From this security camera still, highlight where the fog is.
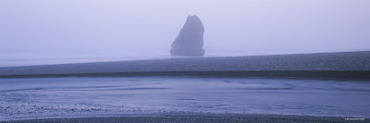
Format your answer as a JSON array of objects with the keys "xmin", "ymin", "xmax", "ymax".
[{"xmin": 1, "ymin": 0, "xmax": 370, "ymax": 61}]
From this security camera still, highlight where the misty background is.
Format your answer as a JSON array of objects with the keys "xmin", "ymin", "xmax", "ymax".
[{"xmin": 1, "ymin": 0, "xmax": 369, "ymax": 66}]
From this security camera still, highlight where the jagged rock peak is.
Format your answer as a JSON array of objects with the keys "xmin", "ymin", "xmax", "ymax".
[{"xmin": 170, "ymin": 15, "xmax": 205, "ymax": 56}]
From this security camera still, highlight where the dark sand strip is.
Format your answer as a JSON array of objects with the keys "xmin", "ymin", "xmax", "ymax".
[
  {"xmin": 1, "ymin": 51, "xmax": 369, "ymax": 79},
  {"xmin": 0, "ymin": 71, "xmax": 369, "ymax": 80},
  {"xmin": 2, "ymin": 114, "xmax": 368, "ymax": 123}
]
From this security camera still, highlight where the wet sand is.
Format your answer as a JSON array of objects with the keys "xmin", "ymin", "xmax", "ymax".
[
  {"xmin": 1, "ymin": 77, "xmax": 369, "ymax": 122},
  {"xmin": 2, "ymin": 113, "xmax": 367, "ymax": 123},
  {"xmin": 1, "ymin": 51, "xmax": 369, "ymax": 122}
]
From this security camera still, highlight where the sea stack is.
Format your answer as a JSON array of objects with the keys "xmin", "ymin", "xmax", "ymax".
[{"xmin": 171, "ymin": 15, "xmax": 205, "ymax": 56}]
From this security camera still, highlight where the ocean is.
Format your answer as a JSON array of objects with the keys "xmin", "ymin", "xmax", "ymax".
[{"xmin": 0, "ymin": 48, "xmax": 338, "ymax": 67}]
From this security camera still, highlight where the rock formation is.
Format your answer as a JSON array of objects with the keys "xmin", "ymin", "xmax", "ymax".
[{"xmin": 171, "ymin": 15, "xmax": 205, "ymax": 56}]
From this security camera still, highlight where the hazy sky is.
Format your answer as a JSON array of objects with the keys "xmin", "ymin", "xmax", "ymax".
[{"xmin": 1, "ymin": 0, "xmax": 370, "ymax": 55}]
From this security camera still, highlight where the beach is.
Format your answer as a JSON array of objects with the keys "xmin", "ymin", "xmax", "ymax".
[
  {"xmin": 4, "ymin": 113, "xmax": 366, "ymax": 123},
  {"xmin": 0, "ymin": 51, "xmax": 369, "ymax": 79},
  {"xmin": 1, "ymin": 51, "xmax": 369, "ymax": 122},
  {"xmin": 1, "ymin": 77, "xmax": 369, "ymax": 122}
]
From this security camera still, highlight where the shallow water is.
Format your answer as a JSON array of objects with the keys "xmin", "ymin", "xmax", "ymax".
[{"xmin": 0, "ymin": 77, "xmax": 369, "ymax": 121}]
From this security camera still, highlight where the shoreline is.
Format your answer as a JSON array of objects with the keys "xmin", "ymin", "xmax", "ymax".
[
  {"xmin": 0, "ymin": 51, "xmax": 369, "ymax": 79},
  {"xmin": 2, "ymin": 113, "xmax": 368, "ymax": 123},
  {"xmin": 0, "ymin": 71, "xmax": 370, "ymax": 80}
]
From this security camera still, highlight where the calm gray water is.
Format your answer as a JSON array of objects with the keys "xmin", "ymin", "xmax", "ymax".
[
  {"xmin": 0, "ymin": 77, "xmax": 369, "ymax": 121},
  {"xmin": 0, "ymin": 49, "xmax": 329, "ymax": 67}
]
